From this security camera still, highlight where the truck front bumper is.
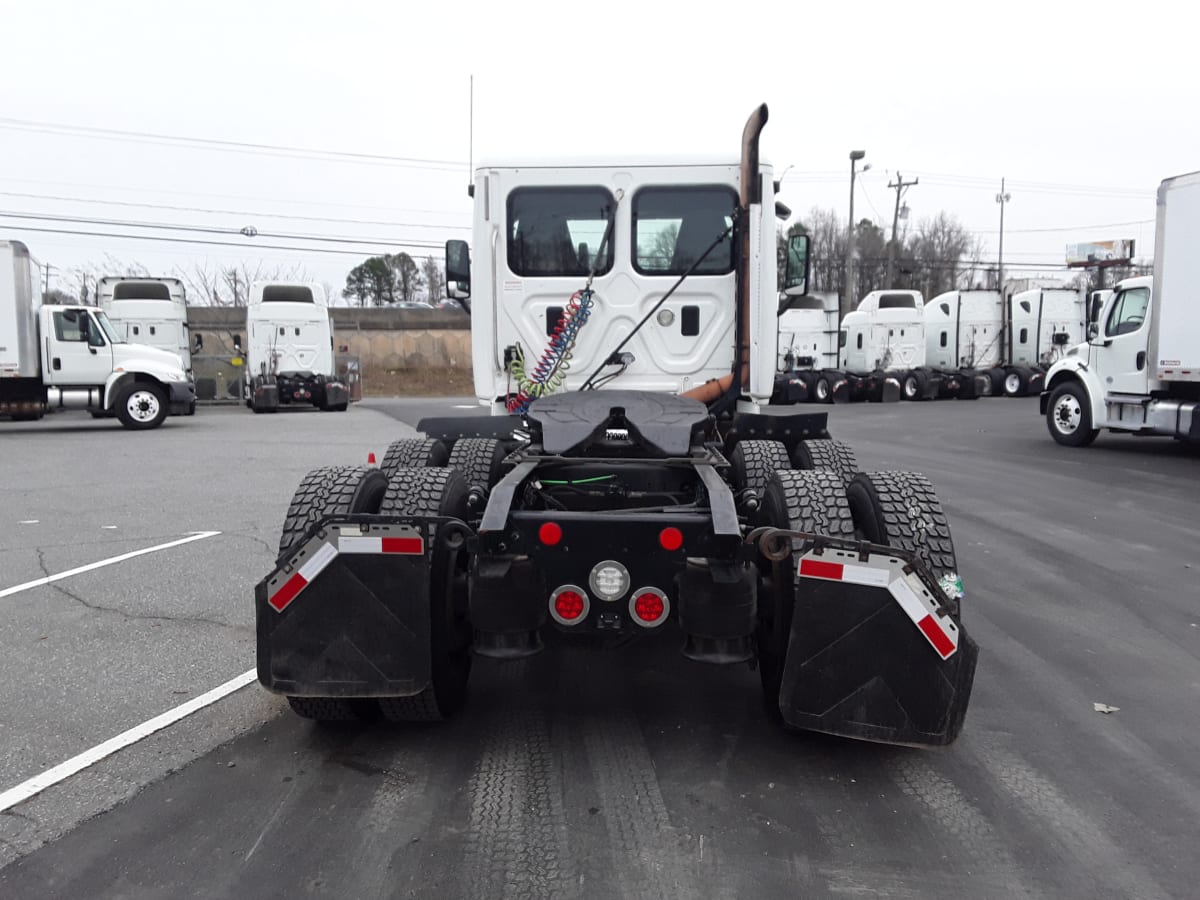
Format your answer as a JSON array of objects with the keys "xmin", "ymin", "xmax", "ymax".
[{"xmin": 169, "ymin": 381, "xmax": 197, "ymax": 416}]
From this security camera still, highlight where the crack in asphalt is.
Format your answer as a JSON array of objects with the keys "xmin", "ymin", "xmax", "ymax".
[
  {"xmin": 1, "ymin": 809, "xmax": 36, "ymax": 827},
  {"xmin": 34, "ymin": 548, "xmax": 248, "ymax": 633}
]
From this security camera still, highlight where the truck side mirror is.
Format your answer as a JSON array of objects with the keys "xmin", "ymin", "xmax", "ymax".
[
  {"xmin": 232, "ymin": 334, "xmax": 243, "ymax": 353},
  {"xmin": 782, "ymin": 234, "xmax": 810, "ymax": 297},
  {"xmin": 445, "ymin": 239, "xmax": 471, "ymax": 300},
  {"xmin": 192, "ymin": 333, "xmax": 204, "ymax": 354},
  {"xmin": 1086, "ymin": 322, "xmax": 1099, "ymax": 341}
]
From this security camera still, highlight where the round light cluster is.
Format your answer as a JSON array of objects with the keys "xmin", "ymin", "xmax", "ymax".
[
  {"xmin": 629, "ymin": 587, "xmax": 669, "ymax": 628},
  {"xmin": 549, "ymin": 584, "xmax": 590, "ymax": 625},
  {"xmin": 589, "ymin": 560, "xmax": 631, "ymax": 601}
]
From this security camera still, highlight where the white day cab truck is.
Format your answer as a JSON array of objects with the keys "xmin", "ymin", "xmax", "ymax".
[
  {"xmin": 98, "ymin": 276, "xmax": 198, "ymax": 381},
  {"xmin": 242, "ymin": 282, "xmax": 348, "ymax": 413},
  {"xmin": 1, "ymin": 241, "xmax": 195, "ymax": 429},
  {"xmin": 774, "ymin": 291, "xmax": 840, "ymax": 403},
  {"xmin": 250, "ymin": 105, "xmax": 979, "ymax": 749},
  {"xmin": 1042, "ymin": 171, "xmax": 1200, "ymax": 446}
]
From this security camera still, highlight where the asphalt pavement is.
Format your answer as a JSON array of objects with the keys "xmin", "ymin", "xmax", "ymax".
[{"xmin": 1, "ymin": 395, "xmax": 1197, "ymax": 899}]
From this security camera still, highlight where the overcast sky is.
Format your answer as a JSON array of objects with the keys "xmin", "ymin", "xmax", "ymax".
[{"xmin": 1, "ymin": 0, "xmax": 1193, "ymax": 302}]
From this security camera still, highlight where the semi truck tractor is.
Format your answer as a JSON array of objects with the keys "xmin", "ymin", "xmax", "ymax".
[
  {"xmin": 243, "ymin": 282, "xmax": 348, "ymax": 413},
  {"xmin": 97, "ymin": 276, "xmax": 195, "ymax": 379},
  {"xmin": 1042, "ymin": 171, "xmax": 1200, "ymax": 446},
  {"xmin": 1, "ymin": 241, "xmax": 194, "ymax": 428},
  {"xmin": 775, "ymin": 290, "xmax": 839, "ymax": 402},
  {"xmin": 253, "ymin": 106, "xmax": 978, "ymax": 747},
  {"xmin": 924, "ymin": 287, "xmax": 1087, "ymax": 398}
]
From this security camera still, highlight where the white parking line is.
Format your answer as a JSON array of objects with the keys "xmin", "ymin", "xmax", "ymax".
[
  {"xmin": 0, "ymin": 668, "xmax": 257, "ymax": 813},
  {"xmin": 0, "ymin": 531, "xmax": 221, "ymax": 600}
]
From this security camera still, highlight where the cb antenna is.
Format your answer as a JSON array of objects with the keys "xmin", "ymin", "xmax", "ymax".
[{"xmin": 467, "ymin": 74, "xmax": 474, "ymax": 197}]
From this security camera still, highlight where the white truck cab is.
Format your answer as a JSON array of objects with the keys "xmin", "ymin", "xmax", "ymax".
[
  {"xmin": 98, "ymin": 277, "xmax": 195, "ymax": 378},
  {"xmin": 1, "ymin": 241, "xmax": 194, "ymax": 428},
  {"xmin": 243, "ymin": 282, "xmax": 348, "ymax": 413},
  {"xmin": 840, "ymin": 290, "xmax": 926, "ymax": 374},
  {"xmin": 444, "ymin": 155, "xmax": 781, "ymax": 413},
  {"xmin": 1042, "ymin": 171, "xmax": 1200, "ymax": 445}
]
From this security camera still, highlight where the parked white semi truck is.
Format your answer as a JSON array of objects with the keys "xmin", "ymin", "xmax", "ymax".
[
  {"xmin": 1, "ymin": 241, "xmax": 195, "ymax": 428},
  {"xmin": 242, "ymin": 282, "xmax": 348, "ymax": 413},
  {"xmin": 924, "ymin": 287, "xmax": 1087, "ymax": 398},
  {"xmin": 774, "ymin": 290, "xmax": 839, "ymax": 402},
  {"xmin": 97, "ymin": 276, "xmax": 196, "ymax": 379},
  {"xmin": 836, "ymin": 289, "xmax": 927, "ymax": 402},
  {"xmin": 1042, "ymin": 171, "xmax": 1200, "ymax": 446}
]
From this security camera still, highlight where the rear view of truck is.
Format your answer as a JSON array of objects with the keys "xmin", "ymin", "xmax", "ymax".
[
  {"xmin": 244, "ymin": 282, "xmax": 348, "ymax": 413},
  {"xmin": 0, "ymin": 241, "xmax": 46, "ymax": 420}
]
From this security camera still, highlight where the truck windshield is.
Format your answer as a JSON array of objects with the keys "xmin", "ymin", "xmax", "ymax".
[{"xmin": 94, "ymin": 311, "xmax": 124, "ymax": 344}]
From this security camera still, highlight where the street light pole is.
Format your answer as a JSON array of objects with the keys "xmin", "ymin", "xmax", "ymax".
[
  {"xmin": 843, "ymin": 150, "xmax": 866, "ymax": 323},
  {"xmin": 996, "ymin": 177, "xmax": 1012, "ymax": 292}
]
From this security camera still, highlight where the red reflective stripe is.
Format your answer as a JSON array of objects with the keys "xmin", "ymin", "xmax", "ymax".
[
  {"xmin": 916, "ymin": 614, "xmax": 955, "ymax": 659},
  {"xmin": 381, "ymin": 537, "xmax": 423, "ymax": 555},
  {"xmin": 799, "ymin": 558, "xmax": 844, "ymax": 581},
  {"xmin": 269, "ymin": 573, "xmax": 308, "ymax": 612}
]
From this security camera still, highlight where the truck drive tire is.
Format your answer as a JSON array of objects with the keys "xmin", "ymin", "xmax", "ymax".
[
  {"xmin": 814, "ymin": 374, "xmax": 833, "ymax": 403},
  {"xmin": 791, "ymin": 438, "xmax": 858, "ymax": 488},
  {"xmin": 1003, "ymin": 367, "xmax": 1029, "ymax": 397},
  {"xmin": 845, "ymin": 471, "xmax": 962, "ymax": 618},
  {"xmin": 380, "ymin": 437, "xmax": 449, "ymax": 482},
  {"xmin": 756, "ymin": 469, "xmax": 856, "ymax": 722},
  {"xmin": 730, "ymin": 439, "xmax": 790, "ymax": 500},
  {"xmin": 376, "ymin": 467, "xmax": 472, "ymax": 722},
  {"xmin": 116, "ymin": 383, "xmax": 169, "ymax": 430},
  {"xmin": 276, "ymin": 465, "xmax": 391, "ymax": 722},
  {"xmin": 446, "ymin": 437, "xmax": 507, "ymax": 495},
  {"xmin": 1046, "ymin": 381, "xmax": 1099, "ymax": 447},
  {"xmin": 277, "ymin": 465, "xmax": 390, "ymax": 556}
]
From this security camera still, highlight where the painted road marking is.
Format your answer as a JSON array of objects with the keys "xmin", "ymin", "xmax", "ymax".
[
  {"xmin": 0, "ymin": 531, "xmax": 221, "ymax": 600},
  {"xmin": 0, "ymin": 668, "xmax": 257, "ymax": 814}
]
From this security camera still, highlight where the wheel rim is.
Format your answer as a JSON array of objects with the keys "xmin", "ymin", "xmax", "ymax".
[
  {"xmin": 126, "ymin": 389, "xmax": 161, "ymax": 422},
  {"xmin": 903, "ymin": 377, "xmax": 918, "ymax": 399},
  {"xmin": 1005, "ymin": 373, "xmax": 1021, "ymax": 394},
  {"xmin": 816, "ymin": 379, "xmax": 829, "ymax": 401},
  {"xmin": 1053, "ymin": 394, "xmax": 1082, "ymax": 434}
]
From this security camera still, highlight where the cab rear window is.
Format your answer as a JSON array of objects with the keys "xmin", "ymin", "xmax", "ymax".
[{"xmin": 507, "ymin": 188, "xmax": 614, "ymax": 277}]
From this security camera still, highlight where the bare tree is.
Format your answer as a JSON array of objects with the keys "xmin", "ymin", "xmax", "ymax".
[
  {"xmin": 175, "ymin": 260, "xmax": 310, "ymax": 306},
  {"xmin": 62, "ymin": 254, "xmax": 150, "ymax": 304},
  {"xmin": 421, "ymin": 255, "xmax": 445, "ymax": 304}
]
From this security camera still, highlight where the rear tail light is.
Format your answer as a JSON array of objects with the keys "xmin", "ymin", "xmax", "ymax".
[
  {"xmin": 629, "ymin": 588, "xmax": 669, "ymax": 628},
  {"xmin": 538, "ymin": 522, "xmax": 562, "ymax": 546},
  {"xmin": 549, "ymin": 585, "xmax": 589, "ymax": 626},
  {"xmin": 658, "ymin": 527, "xmax": 683, "ymax": 551}
]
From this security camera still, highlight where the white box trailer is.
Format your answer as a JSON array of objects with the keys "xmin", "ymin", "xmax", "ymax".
[
  {"xmin": 1042, "ymin": 170, "xmax": 1200, "ymax": 445},
  {"xmin": 1, "ymin": 241, "xmax": 195, "ymax": 428}
]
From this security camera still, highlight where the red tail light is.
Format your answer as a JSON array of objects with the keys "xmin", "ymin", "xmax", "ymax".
[
  {"xmin": 658, "ymin": 527, "xmax": 683, "ymax": 551},
  {"xmin": 549, "ymin": 585, "xmax": 589, "ymax": 626},
  {"xmin": 538, "ymin": 522, "xmax": 563, "ymax": 546},
  {"xmin": 629, "ymin": 588, "xmax": 669, "ymax": 628}
]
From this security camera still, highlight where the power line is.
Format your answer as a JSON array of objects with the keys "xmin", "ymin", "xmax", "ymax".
[
  {"xmin": 0, "ymin": 189, "xmax": 470, "ymax": 231},
  {"xmin": 0, "ymin": 116, "xmax": 467, "ymax": 171},
  {"xmin": 0, "ymin": 210, "xmax": 445, "ymax": 250},
  {"xmin": 969, "ymin": 217, "xmax": 1154, "ymax": 234},
  {"xmin": 0, "ymin": 224, "xmax": 444, "ymax": 258}
]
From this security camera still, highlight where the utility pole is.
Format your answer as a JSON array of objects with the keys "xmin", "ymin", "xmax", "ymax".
[
  {"xmin": 886, "ymin": 172, "xmax": 918, "ymax": 287},
  {"xmin": 843, "ymin": 150, "xmax": 867, "ymax": 323},
  {"xmin": 232, "ymin": 270, "xmax": 240, "ymax": 306},
  {"xmin": 42, "ymin": 262, "xmax": 56, "ymax": 297},
  {"xmin": 996, "ymin": 178, "xmax": 1012, "ymax": 292}
]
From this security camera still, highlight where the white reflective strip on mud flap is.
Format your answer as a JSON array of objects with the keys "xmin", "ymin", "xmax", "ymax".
[
  {"xmin": 798, "ymin": 550, "xmax": 958, "ymax": 660},
  {"xmin": 338, "ymin": 535, "xmax": 383, "ymax": 554},
  {"xmin": 298, "ymin": 541, "xmax": 339, "ymax": 581}
]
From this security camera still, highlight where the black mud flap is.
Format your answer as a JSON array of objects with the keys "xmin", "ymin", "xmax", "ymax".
[
  {"xmin": 879, "ymin": 376, "xmax": 901, "ymax": 403},
  {"xmin": 255, "ymin": 520, "xmax": 437, "ymax": 697},
  {"xmin": 778, "ymin": 549, "xmax": 978, "ymax": 747}
]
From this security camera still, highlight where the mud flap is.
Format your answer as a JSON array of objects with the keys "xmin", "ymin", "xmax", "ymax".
[
  {"xmin": 255, "ymin": 522, "xmax": 434, "ymax": 697},
  {"xmin": 778, "ymin": 549, "xmax": 978, "ymax": 747}
]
